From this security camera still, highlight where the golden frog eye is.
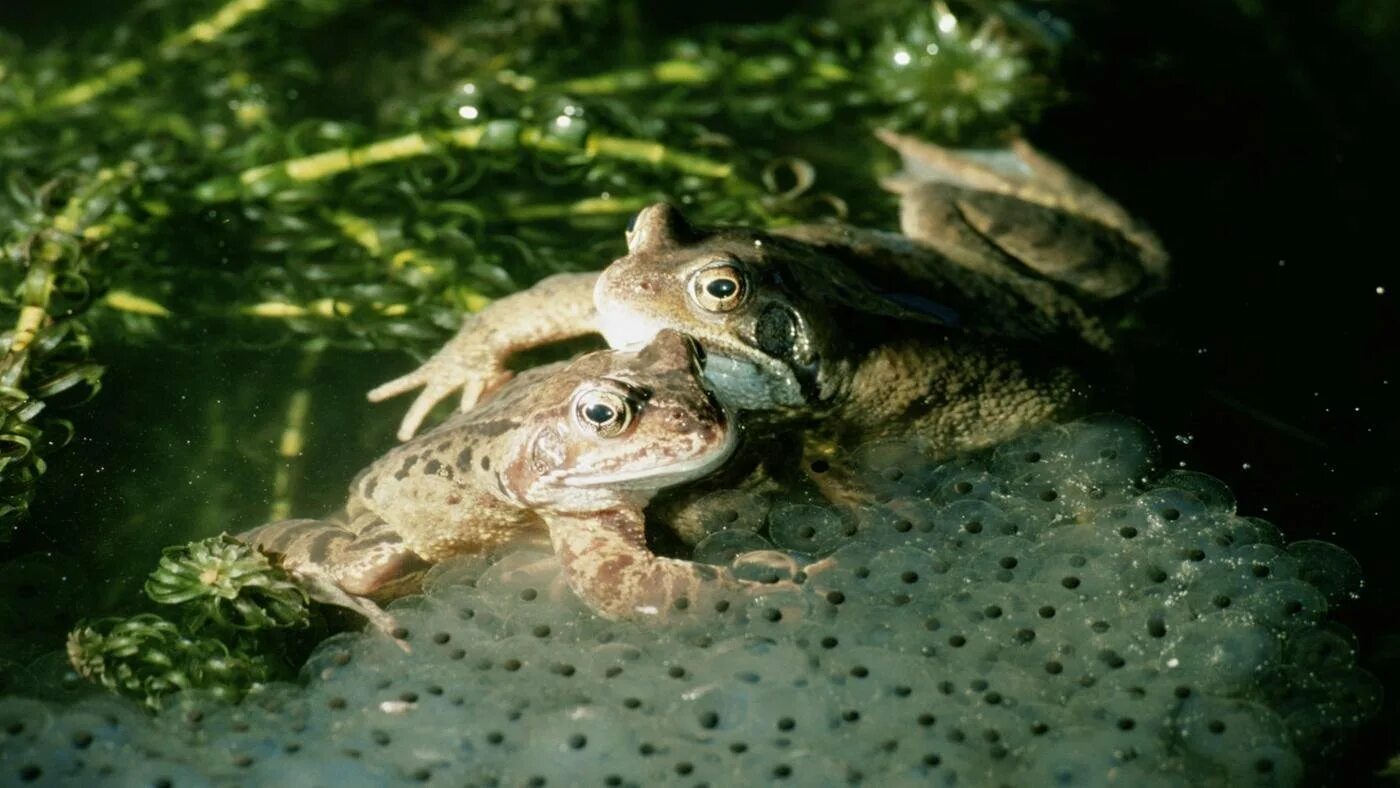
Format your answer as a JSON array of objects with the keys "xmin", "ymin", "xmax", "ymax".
[
  {"xmin": 572, "ymin": 388, "xmax": 633, "ymax": 437},
  {"xmin": 689, "ymin": 262, "xmax": 747, "ymax": 313}
]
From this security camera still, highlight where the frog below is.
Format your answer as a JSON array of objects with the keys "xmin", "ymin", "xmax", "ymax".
[{"xmin": 241, "ymin": 330, "xmax": 762, "ymax": 630}]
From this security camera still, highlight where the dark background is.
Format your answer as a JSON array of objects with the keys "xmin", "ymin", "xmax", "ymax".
[{"xmin": 1037, "ymin": 1, "xmax": 1400, "ymax": 779}]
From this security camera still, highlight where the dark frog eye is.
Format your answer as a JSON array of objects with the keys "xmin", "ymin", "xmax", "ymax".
[
  {"xmin": 572, "ymin": 388, "xmax": 633, "ymax": 437},
  {"xmin": 689, "ymin": 261, "xmax": 748, "ymax": 313}
]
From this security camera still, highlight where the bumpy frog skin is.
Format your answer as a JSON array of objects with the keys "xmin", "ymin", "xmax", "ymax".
[
  {"xmin": 241, "ymin": 331, "xmax": 753, "ymax": 629},
  {"xmin": 367, "ymin": 132, "xmax": 1166, "ymax": 512}
]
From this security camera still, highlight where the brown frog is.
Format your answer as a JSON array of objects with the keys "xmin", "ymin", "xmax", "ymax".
[
  {"xmin": 368, "ymin": 131, "xmax": 1167, "ymax": 522},
  {"xmin": 241, "ymin": 330, "xmax": 761, "ymax": 628}
]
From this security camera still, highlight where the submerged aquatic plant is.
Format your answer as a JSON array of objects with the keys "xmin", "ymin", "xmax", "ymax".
[
  {"xmin": 145, "ymin": 535, "xmax": 311, "ymax": 632},
  {"xmin": 868, "ymin": 1, "xmax": 1041, "ymax": 137},
  {"xmin": 66, "ymin": 614, "xmax": 276, "ymax": 711},
  {"xmin": 68, "ymin": 536, "xmax": 311, "ymax": 709}
]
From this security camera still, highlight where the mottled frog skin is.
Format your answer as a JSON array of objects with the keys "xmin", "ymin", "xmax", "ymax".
[
  {"xmin": 368, "ymin": 131, "xmax": 1167, "ymax": 517},
  {"xmin": 241, "ymin": 331, "xmax": 753, "ymax": 628}
]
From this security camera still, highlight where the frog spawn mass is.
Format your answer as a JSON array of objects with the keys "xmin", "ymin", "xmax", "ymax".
[{"xmin": 0, "ymin": 417, "xmax": 1378, "ymax": 787}]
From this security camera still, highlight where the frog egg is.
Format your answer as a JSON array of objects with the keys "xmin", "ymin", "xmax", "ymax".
[
  {"xmin": 728, "ymin": 548, "xmax": 802, "ymax": 585},
  {"xmin": 1154, "ymin": 469, "xmax": 1237, "ymax": 514},
  {"xmin": 899, "ymin": 740, "xmax": 1007, "ymax": 788},
  {"xmin": 1183, "ymin": 512, "xmax": 1281, "ymax": 554},
  {"xmin": 853, "ymin": 497, "xmax": 945, "ymax": 550},
  {"xmin": 1221, "ymin": 542, "xmax": 1300, "ymax": 581},
  {"xmin": 1281, "ymin": 627, "xmax": 1360, "ymax": 681},
  {"xmin": 989, "ymin": 424, "xmax": 1073, "ymax": 475},
  {"xmin": 849, "ymin": 437, "xmax": 938, "ymax": 497},
  {"xmin": 248, "ymin": 752, "xmax": 392, "ymax": 788},
  {"xmin": 1280, "ymin": 669, "xmax": 1384, "ymax": 755},
  {"xmin": 823, "ymin": 645, "xmax": 935, "ymax": 709},
  {"xmin": 1175, "ymin": 559, "xmax": 1272, "ymax": 620},
  {"xmin": 495, "ymin": 711, "xmax": 641, "ymax": 783},
  {"xmin": 496, "ymin": 585, "xmax": 609, "ymax": 644},
  {"xmin": 1016, "ymin": 726, "xmax": 1180, "ymax": 787},
  {"xmin": 692, "ymin": 529, "xmax": 775, "ymax": 565},
  {"xmin": 1232, "ymin": 579, "xmax": 1329, "ymax": 630},
  {"xmin": 1160, "ymin": 613, "xmax": 1282, "ymax": 693},
  {"xmin": 419, "ymin": 551, "xmax": 502, "ymax": 595},
  {"xmin": 926, "ymin": 459, "xmax": 1003, "ymax": 504},
  {"xmin": 1302, "ymin": 665, "xmax": 1384, "ymax": 728},
  {"xmin": 1060, "ymin": 413, "xmax": 1160, "ymax": 489},
  {"xmin": 38, "ymin": 696, "xmax": 147, "ymax": 762},
  {"xmin": 1126, "ymin": 486, "xmax": 1216, "ymax": 538},
  {"xmin": 862, "ymin": 545, "xmax": 959, "ymax": 609},
  {"xmin": 1174, "ymin": 545, "xmax": 1306, "ymax": 619},
  {"xmin": 1285, "ymin": 539, "xmax": 1364, "ymax": 605},
  {"xmin": 930, "ymin": 498, "xmax": 1021, "ymax": 547},
  {"xmin": 420, "ymin": 583, "xmax": 515, "ymax": 643},
  {"xmin": 1000, "ymin": 469, "xmax": 1081, "ymax": 525},
  {"xmin": 1175, "ymin": 696, "xmax": 1300, "ymax": 785},
  {"xmin": 99, "ymin": 757, "xmax": 224, "ymax": 788},
  {"xmin": 766, "ymin": 503, "xmax": 853, "ymax": 555},
  {"xmin": 474, "ymin": 547, "xmax": 565, "ymax": 596},
  {"xmin": 657, "ymin": 679, "xmax": 761, "ymax": 741},
  {"xmin": 679, "ymin": 488, "xmax": 772, "ymax": 540},
  {"xmin": 1024, "ymin": 543, "xmax": 1124, "ymax": 606},
  {"xmin": 964, "ymin": 534, "xmax": 1036, "ymax": 585}
]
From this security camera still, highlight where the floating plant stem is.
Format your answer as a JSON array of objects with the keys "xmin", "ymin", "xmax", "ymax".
[
  {"xmin": 556, "ymin": 55, "xmax": 852, "ymax": 96},
  {"xmin": 501, "ymin": 195, "xmax": 656, "ymax": 223},
  {"xmin": 0, "ymin": 0, "xmax": 275, "ymax": 130},
  {"xmin": 223, "ymin": 123, "xmax": 734, "ymax": 199}
]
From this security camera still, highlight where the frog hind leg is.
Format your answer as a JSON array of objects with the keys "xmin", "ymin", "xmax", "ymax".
[
  {"xmin": 877, "ymin": 129, "xmax": 1168, "ymax": 301},
  {"xmin": 238, "ymin": 516, "xmax": 430, "ymax": 647},
  {"xmin": 877, "ymin": 128, "xmax": 1144, "ymax": 235}
]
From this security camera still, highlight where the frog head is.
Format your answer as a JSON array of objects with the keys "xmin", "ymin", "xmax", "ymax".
[
  {"xmin": 505, "ymin": 329, "xmax": 735, "ymax": 510},
  {"xmin": 594, "ymin": 204, "xmax": 822, "ymax": 412},
  {"xmin": 595, "ymin": 203, "xmax": 923, "ymax": 414}
]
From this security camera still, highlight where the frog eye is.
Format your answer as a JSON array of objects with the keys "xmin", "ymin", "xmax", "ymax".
[
  {"xmin": 689, "ymin": 262, "xmax": 748, "ymax": 313},
  {"xmin": 572, "ymin": 389, "xmax": 633, "ymax": 437}
]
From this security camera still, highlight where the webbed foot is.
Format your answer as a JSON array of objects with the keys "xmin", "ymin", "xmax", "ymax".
[
  {"xmin": 294, "ymin": 567, "xmax": 412, "ymax": 653},
  {"xmin": 367, "ymin": 318, "xmax": 513, "ymax": 440}
]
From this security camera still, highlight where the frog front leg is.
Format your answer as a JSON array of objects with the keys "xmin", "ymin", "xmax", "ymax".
[
  {"xmin": 368, "ymin": 271, "xmax": 601, "ymax": 439},
  {"xmin": 238, "ymin": 516, "xmax": 431, "ymax": 642},
  {"xmin": 547, "ymin": 509, "xmax": 775, "ymax": 620}
]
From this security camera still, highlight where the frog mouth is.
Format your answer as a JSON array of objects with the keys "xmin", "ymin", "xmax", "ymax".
[{"xmin": 563, "ymin": 414, "xmax": 738, "ymax": 491}]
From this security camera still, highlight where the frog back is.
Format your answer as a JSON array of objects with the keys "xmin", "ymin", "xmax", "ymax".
[{"xmin": 345, "ymin": 364, "xmax": 569, "ymax": 558}]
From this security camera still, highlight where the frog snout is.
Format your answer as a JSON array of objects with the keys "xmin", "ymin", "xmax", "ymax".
[{"xmin": 662, "ymin": 407, "xmax": 702, "ymax": 434}]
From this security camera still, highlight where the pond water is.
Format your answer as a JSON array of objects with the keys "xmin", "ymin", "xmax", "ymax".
[{"xmin": 1, "ymin": 0, "xmax": 1397, "ymax": 784}]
